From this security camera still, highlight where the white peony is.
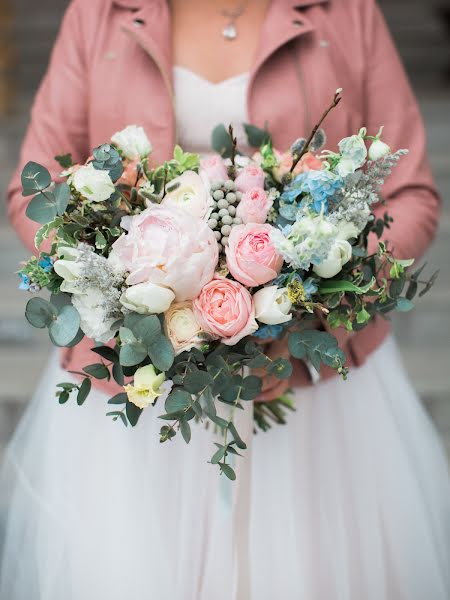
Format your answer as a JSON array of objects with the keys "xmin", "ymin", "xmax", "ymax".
[
  {"xmin": 72, "ymin": 164, "xmax": 115, "ymax": 203},
  {"xmin": 164, "ymin": 302, "xmax": 205, "ymax": 355},
  {"xmin": 162, "ymin": 170, "xmax": 212, "ymax": 220},
  {"xmin": 72, "ymin": 288, "xmax": 118, "ymax": 343},
  {"xmin": 111, "ymin": 125, "xmax": 152, "ymax": 160},
  {"xmin": 313, "ymin": 239, "xmax": 352, "ymax": 279},
  {"xmin": 253, "ymin": 286, "xmax": 292, "ymax": 325},
  {"xmin": 120, "ymin": 281, "xmax": 175, "ymax": 315}
]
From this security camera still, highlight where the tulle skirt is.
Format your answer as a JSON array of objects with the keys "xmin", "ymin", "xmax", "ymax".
[{"xmin": 1, "ymin": 336, "xmax": 449, "ymax": 600}]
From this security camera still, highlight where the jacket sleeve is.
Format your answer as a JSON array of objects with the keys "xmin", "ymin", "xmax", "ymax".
[
  {"xmin": 6, "ymin": 0, "xmax": 89, "ymax": 252},
  {"xmin": 362, "ymin": 1, "xmax": 440, "ymax": 260}
]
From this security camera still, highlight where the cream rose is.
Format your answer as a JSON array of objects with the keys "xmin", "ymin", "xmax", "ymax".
[
  {"xmin": 313, "ymin": 239, "xmax": 352, "ymax": 279},
  {"xmin": 72, "ymin": 164, "xmax": 115, "ymax": 203},
  {"xmin": 162, "ymin": 170, "xmax": 212, "ymax": 220},
  {"xmin": 111, "ymin": 125, "xmax": 152, "ymax": 160},
  {"xmin": 120, "ymin": 282, "xmax": 175, "ymax": 315},
  {"xmin": 253, "ymin": 286, "xmax": 292, "ymax": 325},
  {"xmin": 164, "ymin": 302, "xmax": 205, "ymax": 355}
]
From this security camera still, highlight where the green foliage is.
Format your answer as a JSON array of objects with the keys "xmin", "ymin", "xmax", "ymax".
[
  {"xmin": 91, "ymin": 143, "xmax": 123, "ymax": 182},
  {"xmin": 77, "ymin": 378, "xmax": 91, "ymax": 405},
  {"xmin": 48, "ymin": 304, "xmax": 81, "ymax": 347},
  {"xmin": 119, "ymin": 316, "xmax": 174, "ymax": 371},
  {"xmin": 26, "ymin": 191, "xmax": 58, "ymax": 224},
  {"xmin": 55, "ymin": 153, "xmax": 73, "ymax": 169},
  {"xmin": 211, "ymin": 124, "xmax": 234, "ymax": 158},
  {"xmin": 267, "ymin": 358, "xmax": 293, "ymax": 380},
  {"xmin": 25, "ymin": 297, "xmax": 56, "ymax": 328},
  {"xmin": 83, "ymin": 363, "xmax": 110, "ymax": 380},
  {"xmin": 243, "ymin": 123, "xmax": 271, "ymax": 148},
  {"xmin": 21, "ymin": 161, "xmax": 51, "ymax": 197},
  {"xmin": 288, "ymin": 330, "xmax": 346, "ymax": 375},
  {"xmin": 35, "ymin": 217, "xmax": 64, "ymax": 250}
]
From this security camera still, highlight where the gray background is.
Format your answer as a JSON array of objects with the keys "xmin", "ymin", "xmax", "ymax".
[{"xmin": 0, "ymin": 0, "xmax": 449, "ymax": 459}]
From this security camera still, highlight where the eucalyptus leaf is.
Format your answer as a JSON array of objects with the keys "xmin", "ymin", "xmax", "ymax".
[
  {"xmin": 396, "ymin": 297, "xmax": 414, "ymax": 312},
  {"xmin": 91, "ymin": 346, "xmax": 119, "ymax": 363},
  {"xmin": 108, "ymin": 393, "xmax": 128, "ymax": 405},
  {"xmin": 180, "ymin": 420, "xmax": 191, "ymax": 444},
  {"xmin": 219, "ymin": 463, "xmax": 236, "ymax": 481},
  {"xmin": 119, "ymin": 342, "xmax": 148, "ymax": 367},
  {"xmin": 240, "ymin": 375, "xmax": 262, "ymax": 400},
  {"xmin": 82, "ymin": 363, "xmax": 110, "ymax": 380},
  {"xmin": 54, "ymin": 182, "xmax": 70, "ymax": 215},
  {"xmin": 26, "ymin": 191, "xmax": 58, "ymax": 224},
  {"xmin": 243, "ymin": 123, "xmax": 271, "ymax": 148},
  {"xmin": 267, "ymin": 358, "xmax": 293, "ymax": 380},
  {"xmin": 126, "ymin": 401, "xmax": 143, "ymax": 427},
  {"xmin": 25, "ymin": 297, "xmax": 56, "ymax": 328},
  {"xmin": 21, "ymin": 161, "xmax": 51, "ymax": 196},
  {"xmin": 77, "ymin": 378, "xmax": 91, "ymax": 405},
  {"xmin": 148, "ymin": 335, "xmax": 174, "ymax": 371},
  {"xmin": 183, "ymin": 370, "xmax": 213, "ymax": 394},
  {"xmin": 165, "ymin": 389, "xmax": 191, "ymax": 413},
  {"xmin": 137, "ymin": 315, "xmax": 161, "ymax": 347},
  {"xmin": 48, "ymin": 304, "xmax": 81, "ymax": 347},
  {"xmin": 211, "ymin": 124, "xmax": 233, "ymax": 158}
]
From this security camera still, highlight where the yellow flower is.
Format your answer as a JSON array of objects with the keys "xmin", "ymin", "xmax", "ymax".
[{"xmin": 124, "ymin": 365, "xmax": 171, "ymax": 409}]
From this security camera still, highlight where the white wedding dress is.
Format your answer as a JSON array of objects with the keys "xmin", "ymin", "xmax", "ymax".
[{"xmin": 1, "ymin": 67, "xmax": 449, "ymax": 600}]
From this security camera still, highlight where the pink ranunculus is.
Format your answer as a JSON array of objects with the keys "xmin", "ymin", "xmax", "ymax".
[
  {"xmin": 235, "ymin": 187, "xmax": 273, "ymax": 225},
  {"xmin": 200, "ymin": 154, "xmax": 228, "ymax": 183},
  {"xmin": 298, "ymin": 151, "xmax": 324, "ymax": 172},
  {"xmin": 225, "ymin": 223, "xmax": 283, "ymax": 287},
  {"xmin": 110, "ymin": 204, "xmax": 218, "ymax": 301},
  {"xmin": 234, "ymin": 164, "xmax": 265, "ymax": 193},
  {"xmin": 193, "ymin": 275, "xmax": 258, "ymax": 345},
  {"xmin": 117, "ymin": 159, "xmax": 140, "ymax": 187}
]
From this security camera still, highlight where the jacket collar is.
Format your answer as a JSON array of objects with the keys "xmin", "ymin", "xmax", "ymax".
[{"xmin": 113, "ymin": 0, "xmax": 329, "ymax": 9}]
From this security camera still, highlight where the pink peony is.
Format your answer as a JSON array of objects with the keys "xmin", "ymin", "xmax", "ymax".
[
  {"xmin": 235, "ymin": 187, "xmax": 273, "ymax": 224},
  {"xmin": 234, "ymin": 164, "xmax": 265, "ymax": 193},
  {"xmin": 110, "ymin": 204, "xmax": 218, "ymax": 301},
  {"xmin": 193, "ymin": 275, "xmax": 258, "ymax": 345},
  {"xmin": 200, "ymin": 155, "xmax": 228, "ymax": 183},
  {"xmin": 225, "ymin": 223, "xmax": 283, "ymax": 287}
]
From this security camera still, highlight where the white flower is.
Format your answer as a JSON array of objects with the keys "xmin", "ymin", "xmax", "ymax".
[
  {"xmin": 111, "ymin": 125, "xmax": 152, "ymax": 160},
  {"xmin": 253, "ymin": 286, "xmax": 292, "ymax": 325},
  {"xmin": 72, "ymin": 164, "xmax": 115, "ymax": 203},
  {"xmin": 120, "ymin": 282, "xmax": 175, "ymax": 315},
  {"xmin": 53, "ymin": 246, "xmax": 84, "ymax": 294},
  {"xmin": 313, "ymin": 239, "xmax": 352, "ymax": 279},
  {"xmin": 335, "ymin": 220, "xmax": 360, "ymax": 241},
  {"xmin": 72, "ymin": 288, "xmax": 118, "ymax": 342},
  {"xmin": 124, "ymin": 365, "xmax": 172, "ymax": 409},
  {"xmin": 162, "ymin": 170, "xmax": 212, "ymax": 220},
  {"xmin": 164, "ymin": 302, "xmax": 205, "ymax": 355},
  {"xmin": 369, "ymin": 139, "xmax": 391, "ymax": 161},
  {"xmin": 336, "ymin": 130, "xmax": 367, "ymax": 176}
]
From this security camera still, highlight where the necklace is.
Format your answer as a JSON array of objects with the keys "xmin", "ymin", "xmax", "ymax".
[{"xmin": 220, "ymin": 0, "xmax": 250, "ymax": 40}]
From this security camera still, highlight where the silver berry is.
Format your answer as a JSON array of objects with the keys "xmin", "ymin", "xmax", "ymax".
[
  {"xmin": 210, "ymin": 212, "xmax": 219, "ymax": 220},
  {"xmin": 213, "ymin": 189, "xmax": 224, "ymax": 201},
  {"xmin": 214, "ymin": 230, "xmax": 222, "ymax": 241},
  {"xmin": 217, "ymin": 198, "xmax": 229, "ymax": 210},
  {"xmin": 208, "ymin": 218, "xmax": 218, "ymax": 229},
  {"xmin": 221, "ymin": 236, "xmax": 229, "ymax": 246},
  {"xmin": 221, "ymin": 215, "xmax": 233, "ymax": 225},
  {"xmin": 221, "ymin": 224, "xmax": 231, "ymax": 236},
  {"xmin": 226, "ymin": 192, "xmax": 236, "ymax": 204},
  {"xmin": 211, "ymin": 181, "xmax": 223, "ymax": 191},
  {"xmin": 225, "ymin": 180, "xmax": 235, "ymax": 190},
  {"xmin": 218, "ymin": 208, "xmax": 228, "ymax": 218},
  {"xmin": 228, "ymin": 205, "xmax": 236, "ymax": 216},
  {"xmin": 235, "ymin": 191, "xmax": 243, "ymax": 201}
]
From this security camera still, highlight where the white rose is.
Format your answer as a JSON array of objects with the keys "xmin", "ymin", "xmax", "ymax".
[
  {"xmin": 72, "ymin": 288, "xmax": 118, "ymax": 343},
  {"xmin": 53, "ymin": 247, "xmax": 84, "ymax": 294},
  {"xmin": 164, "ymin": 302, "xmax": 205, "ymax": 355},
  {"xmin": 313, "ymin": 239, "xmax": 352, "ymax": 279},
  {"xmin": 368, "ymin": 139, "xmax": 391, "ymax": 161},
  {"xmin": 162, "ymin": 171, "xmax": 212, "ymax": 220},
  {"xmin": 111, "ymin": 125, "xmax": 152, "ymax": 160},
  {"xmin": 253, "ymin": 286, "xmax": 293, "ymax": 325},
  {"xmin": 120, "ymin": 282, "xmax": 175, "ymax": 315},
  {"xmin": 72, "ymin": 164, "xmax": 115, "ymax": 203}
]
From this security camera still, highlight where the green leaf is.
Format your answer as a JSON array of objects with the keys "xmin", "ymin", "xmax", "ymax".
[
  {"xmin": 211, "ymin": 446, "xmax": 226, "ymax": 464},
  {"xmin": 211, "ymin": 124, "xmax": 233, "ymax": 158},
  {"xmin": 288, "ymin": 330, "xmax": 345, "ymax": 373},
  {"xmin": 65, "ymin": 328, "xmax": 84, "ymax": 347},
  {"xmin": 243, "ymin": 123, "xmax": 271, "ymax": 148},
  {"xmin": 77, "ymin": 378, "xmax": 91, "ymax": 405},
  {"xmin": 356, "ymin": 307, "xmax": 371, "ymax": 324},
  {"xmin": 108, "ymin": 393, "xmax": 128, "ymax": 405},
  {"xmin": 95, "ymin": 230, "xmax": 107, "ymax": 250},
  {"xmin": 91, "ymin": 346, "xmax": 118, "ymax": 363},
  {"xmin": 107, "ymin": 411, "xmax": 128, "ymax": 427},
  {"xmin": 82, "ymin": 363, "xmax": 110, "ymax": 380},
  {"xmin": 148, "ymin": 335, "xmax": 174, "ymax": 371},
  {"xmin": 183, "ymin": 370, "xmax": 213, "ymax": 394},
  {"xmin": 123, "ymin": 314, "xmax": 146, "ymax": 333},
  {"xmin": 119, "ymin": 326, "xmax": 137, "ymax": 345},
  {"xmin": 48, "ymin": 304, "xmax": 81, "ymax": 347},
  {"xmin": 112, "ymin": 362, "xmax": 124, "ymax": 386},
  {"xmin": 241, "ymin": 375, "xmax": 262, "ymax": 400},
  {"xmin": 25, "ymin": 297, "xmax": 56, "ymax": 328},
  {"xmin": 26, "ymin": 191, "xmax": 58, "ymax": 224},
  {"xmin": 119, "ymin": 342, "xmax": 148, "ymax": 367},
  {"xmin": 228, "ymin": 422, "xmax": 247, "ymax": 450},
  {"xmin": 246, "ymin": 354, "xmax": 270, "ymax": 369},
  {"xmin": 58, "ymin": 391, "xmax": 70, "ymax": 404},
  {"xmin": 126, "ymin": 401, "xmax": 143, "ymax": 427},
  {"xmin": 21, "ymin": 161, "xmax": 51, "ymax": 196},
  {"xmin": 136, "ymin": 315, "xmax": 161, "ymax": 347},
  {"xmin": 219, "ymin": 463, "xmax": 236, "ymax": 481},
  {"xmin": 34, "ymin": 216, "xmax": 64, "ymax": 249},
  {"xmin": 318, "ymin": 277, "xmax": 375, "ymax": 295},
  {"xmin": 396, "ymin": 297, "xmax": 414, "ymax": 312},
  {"xmin": 180, "ymin": 419, "xmax": 191, "ymax": 444},
  {"xmin": 54, "ymin": 182, "xmax": 70, "ymax": 215},
  {"xmin": 55, "ymin": 153, "xmax": 73, "ymax": 169},
  {"xmin": 165, "ymin": 389, "xmax": 191, "ymax": 413},
  {"xmin": 267, "ymin": 358, "xmax": 293, "ymax": 380}
]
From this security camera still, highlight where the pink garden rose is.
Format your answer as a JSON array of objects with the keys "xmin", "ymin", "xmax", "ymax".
[
  {"xmin": 193, "ymin": 275, "xmax": 258, "ymax": 345},
  {"xmin": 273, "ymin": 150, "xmax": 324, "ymax": 182},
  {"xmin": 225, "ymin": 223, "xmax": 283, "ymax": 287},
  {"xmin": 234, "ymin": 164, "xmax": 265, "ymax": 193},
  {"xmin": 200, "ymin": 155, "xmax": 228, "ymax": 183},
  {"xmin": 110, "ymin": 204, "xmax": 218, "ymax": 301},
  {"xmin": 235, "ymin": 187, "xmax": 272, "ymax": 224}
]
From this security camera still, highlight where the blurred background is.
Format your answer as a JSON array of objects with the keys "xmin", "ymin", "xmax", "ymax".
[{"xmin": 0, "ymin": 0, "xmax": 449, "ymax": 460}]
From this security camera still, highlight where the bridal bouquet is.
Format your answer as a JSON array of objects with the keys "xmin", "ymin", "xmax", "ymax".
[{"xmin": 19, "ymin": 90, "xmax": 437, "ymax": 479}]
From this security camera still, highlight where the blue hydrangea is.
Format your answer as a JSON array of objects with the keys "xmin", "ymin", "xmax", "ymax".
[
  {"xmin": 39, "ymin": 256, "xmax": 53, "ymax": 272},
  {"xmin": 282, "ymin": 170, "xmax": 344, "ymax": 214},
  {"xmin": 18, "ymin": 273, "xmax": 31, "ymax": 291},
  {"xmin": 253, "ymin": 324, "xmax": 285, "ymax": 340}
]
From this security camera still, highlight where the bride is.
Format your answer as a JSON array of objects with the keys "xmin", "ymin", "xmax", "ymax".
[{"xmin": 2, "ymin": 0, "xmax": 450, "ymax": 598}]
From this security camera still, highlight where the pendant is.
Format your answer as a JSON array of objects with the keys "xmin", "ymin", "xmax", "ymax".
[{"xmin": 222, "ymin": 23, "xmax": 237, "ymax": 40}]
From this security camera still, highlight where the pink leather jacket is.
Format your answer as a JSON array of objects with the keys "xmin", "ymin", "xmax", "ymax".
[{"xmin": 7, "ymin": 0, "xmax": 440, "ymax": 395}]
